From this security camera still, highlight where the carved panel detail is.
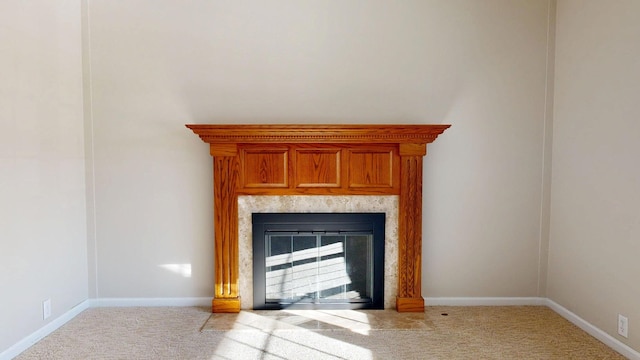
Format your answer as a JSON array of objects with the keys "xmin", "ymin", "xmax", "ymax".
[
  {"xmin": 213, "ymin": 155, "xmax": 240, "ymax": 302},
  {"xmin": 397, "ymin": 154, "xmax": 424, "ymax": 311}
]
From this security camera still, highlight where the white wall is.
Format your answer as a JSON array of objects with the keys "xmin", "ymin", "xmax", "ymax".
[
  {"xmin": 549, "ymin": 0, "xmax": 640, "ymax": 350},
  {"xmin": 4, "ymin": 0, "xmax": 640, "ymax": 356},
  {"xmin": 0, "ymin": 0, "xmax": 87, "ymax": 353},
  {"xmin": 422, "ymin": 0, "xmax": 553, "ymax": 297},
  {"xmin": 86, "ymin": 0, "xmax": 553, "ymax": 299}
]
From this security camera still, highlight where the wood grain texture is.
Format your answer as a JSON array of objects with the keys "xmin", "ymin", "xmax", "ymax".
[
  {"xmin": 235, "ymin": 186, "xmax": 398, "ymax": 196},
  {"xmin": 242, "ymin": 148, "xmax": 288, "ymax": 188},
  {"xmin": 396, "ymin": 296, "xmax": 425, "ymax": 312},
  {"xmin": 187, "ymin": 124, "xmax": 450, "ymax": 313},
  {"xmin": 212, "ymin": 298, "xmax": 241, "ymax": 313},
  {"xmin": 213, "ymin": 155, "xmax": 240, "ymax": 311},
  {"xmin": 348, "ymin": 149, "xmax": 394, "ymax": 188},
  {"xmin": 186, "ymin": 124, "xmax": 449, "ymax": 144},
  {"xmin": 398, "ymin": 153, "xmax": 424, "ymax": 310},
  {"xmin": 295, "ymin": 148, "xmax": 341, "ymax": 187},
  {"xmin": 209, "ymin": 143, "xmax": 238, "ymax": 157}
]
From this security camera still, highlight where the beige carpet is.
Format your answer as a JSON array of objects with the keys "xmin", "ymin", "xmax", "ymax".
[
  {"xmin": 202, "ymin": 309, "xmax": 432, "ymax": 332},
  {"xmin": 16, "ymin": 306, "xmax": 625, "ymax": 359}
]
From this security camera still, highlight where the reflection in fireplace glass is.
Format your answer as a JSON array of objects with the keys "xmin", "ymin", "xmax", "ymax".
[
  {"xmin": 253, "ymin": 212, "xmax": 384, "ymax": 310},
  {"xmin": 265, "ymin": 232, "xmax": 373, "ymax": 303}
]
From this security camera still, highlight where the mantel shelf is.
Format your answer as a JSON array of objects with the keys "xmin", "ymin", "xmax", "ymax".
[{"xmin": 186, "ymin": 124, "xmax": 450, "ymax": 144}]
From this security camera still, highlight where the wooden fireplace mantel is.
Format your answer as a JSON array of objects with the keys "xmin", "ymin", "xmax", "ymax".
[{"xmin": 186, "ymin": 124, "xmax": 450, "ymax": 312}]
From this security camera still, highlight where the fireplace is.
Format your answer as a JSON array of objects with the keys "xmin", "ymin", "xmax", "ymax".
[
  {"xmin": 252, "ymin": 212, "xmax": 385, "ymax": 310},
  {"xmin": 238, "ymin": 195, "xmax": 398, "ymax": 310},
  {"xmin": 186, "ymin": 124, "xmax": 449, "ymax": 312}
]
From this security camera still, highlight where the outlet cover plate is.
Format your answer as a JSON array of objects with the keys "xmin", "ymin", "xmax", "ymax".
[
  {"xmin": 618, "ymin": 314, "xmax": 628, "ymax": 338},
  {"xmin": 43, "ymin": 298, "xmax": 51, "ymax": 320}
]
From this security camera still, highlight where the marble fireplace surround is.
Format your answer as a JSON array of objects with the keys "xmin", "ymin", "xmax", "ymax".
[
  {"xmin": 238, "ymin": 195, "xmax": 398, "ymax": 310},
  {"xmin": 186, "ymin": 124, "xmax": 450, "ymax": 313}
]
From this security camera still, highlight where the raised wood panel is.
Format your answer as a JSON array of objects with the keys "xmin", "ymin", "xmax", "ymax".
[
  {"xmin": 241, "ymin": 148, "xmax": 288, "ymax": 188},
  {"xmin": 348, "ymin": 149, "xmax": 394, "ymax": 188},
  {"xmin": 295, "ymin": 148, "xmax": 341, "ymax": 188}
]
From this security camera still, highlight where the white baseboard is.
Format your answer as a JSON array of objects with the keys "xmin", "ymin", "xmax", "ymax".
[
  {"xmin": 425, "ymin": 297, "xmax": 547, "ymax": 306},
  {"xmin": 0, "ymin": 297, "xmax": 211, "ymax": 360},
  {"xmin": 0, "ymin": 300, "xmax": 90, "ymax": 360},
  {"xmin": 89, "ymin": 297, "xmax": 211, "ymax": 307},
  {"xmin": 3, "ymin": 297, "xmax": 638, "ymax": 360},
  {"xmin": 545, "ymin": 299, "xmax": 640, "ymax": 360},
  {"xmin": 424, "ymin": 297, "xmax": 639, "ymax": 359}
]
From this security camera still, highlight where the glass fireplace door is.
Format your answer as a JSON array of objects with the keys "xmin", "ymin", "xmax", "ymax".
[
  {"xmin": 253, "ymin": 212, "xmax": 384, "ymax": 310},
  {"xmin": 265, "ymin": 232, "xmax": 373, "ymax": 304}
]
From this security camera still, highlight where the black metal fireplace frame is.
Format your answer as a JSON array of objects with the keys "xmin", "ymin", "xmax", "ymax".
[{"xmin": 252, "ymin": 212, "xmax": 385, "ymax": 310}]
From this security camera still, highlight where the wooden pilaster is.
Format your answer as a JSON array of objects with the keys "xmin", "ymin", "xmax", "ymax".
[
  {"xmin": 396, "ymin": 143, "xmax": 426, "ymax": 312},
  {"xmin": 211, "ymin": 144, "xmax": 241, "ymax": 313}
]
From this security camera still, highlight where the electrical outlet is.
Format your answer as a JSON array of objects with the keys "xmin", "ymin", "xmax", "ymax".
[
  {"xmin": 43, "ymin": 299, "xmax": 51, "ymax": 320},
  {"xmin": 618, "ymin": 314, "xmax": 628, "ymax": 338}
]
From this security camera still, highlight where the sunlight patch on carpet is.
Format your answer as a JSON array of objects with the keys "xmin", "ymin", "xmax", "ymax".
[{"xmin": 201, "ymin": 309, "xmax": 432, "ymax": 335}]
